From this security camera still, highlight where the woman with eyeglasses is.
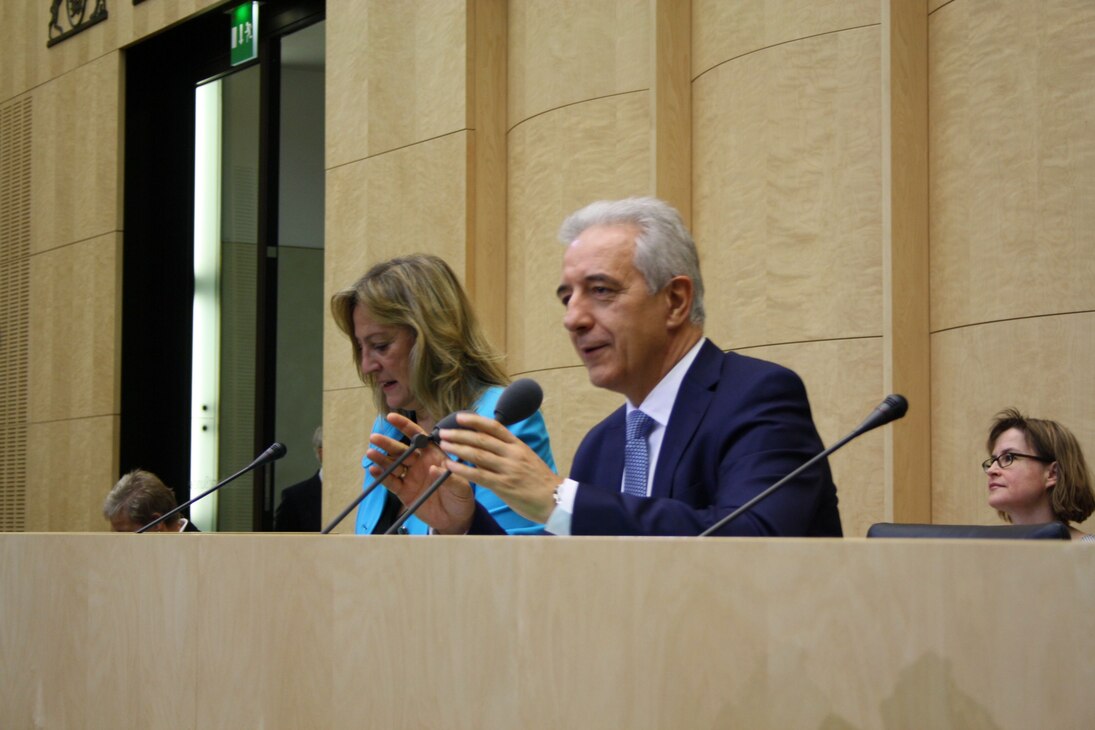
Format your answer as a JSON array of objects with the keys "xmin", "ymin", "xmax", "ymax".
[{"xmin": 983, "ymin": 408, "xmax": 1095, "ymax": 541}]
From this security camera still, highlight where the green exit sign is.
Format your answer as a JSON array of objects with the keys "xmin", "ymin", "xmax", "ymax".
[{"xmin": 230, "ymin": 2, "xmax": 258, "ymax": 66}]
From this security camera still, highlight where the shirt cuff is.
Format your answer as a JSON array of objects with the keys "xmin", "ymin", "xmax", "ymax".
[{"xmin": 544, "ymin": 478, "xmax": 579, "ymax": 536}]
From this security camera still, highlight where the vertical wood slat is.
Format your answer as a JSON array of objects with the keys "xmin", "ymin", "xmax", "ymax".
[
  {"xmin": 882, "ymin": 0, "xmax": 931, "ymax": 522},
  {"xmin": 652, "ymin": 0, "xmax": 691, "ymax": 225},
  {"xmin": 466, "ymin": 0, "xmax": 509, "ymax": 357}
]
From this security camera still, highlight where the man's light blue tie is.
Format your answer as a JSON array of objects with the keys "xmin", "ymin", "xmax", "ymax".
[{"xmin": 624, "ymin": 409, "xmax": 655, "ymax": 497}]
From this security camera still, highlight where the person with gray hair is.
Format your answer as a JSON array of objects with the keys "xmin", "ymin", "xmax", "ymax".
[
  {"xmin": 382, "ymin": 196, "xmax": 842, "ymax": 537},
  {"xmin": 103, "ymin": 469, "xmax": 197, "ymax": 532},
  {"xmin": 557, "ymin": 196, "xmax": 707, "ymax": 325}
]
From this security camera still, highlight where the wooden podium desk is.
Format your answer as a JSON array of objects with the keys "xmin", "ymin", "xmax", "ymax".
[{"xmin": 2, "ymin": 534, "xmax": 1092, "ymax": 729}]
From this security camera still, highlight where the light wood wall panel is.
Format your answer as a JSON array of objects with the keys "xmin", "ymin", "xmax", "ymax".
[
  {"xmin": 25, "ymin": 416, "xmax": 118, "ymax": 531},
  {"xmin": 507, "ymin": 0, "xmax": 649, "ymax": 125},
  {"xmin": 693, "ymin": 0, "xmax": 879, "ymax": 77},
  {"xmin": 28, "ymin": 233, "xmax": 121, "ymax": 422},
  {"xmin": 30, "ymin": 52, "xmax": 121, "ymax": 254},
  {"xmin": 25, "ymin": 224, "xmax": 118, "ymax": 528},
  {"xmin": 929, "ymin": 0, "xmax": 1095, "ymax": 331},
  {"xmin": 0, "ymin": 1, "xmax": 43, "ymax": 102},
  {"xmin": 931, "ymin": 313, "xmax": 1095, "ymax": 529},
  {"xmin": 506, "ymin": 94, "xmax": 650, "ymax": 376},
  {"xmin": 326, "ymin": 0, "xmax": 468, "ymax": 168},
  {"xmin": 323, "ymin": 132, "xmax": 469, "ymax": 392},
  {"xmin": 742, "ymin": 338, "xmax": 884, "ymax": 538},
  {"xmin": 693, "ymin": 26, "xmax": 883, "ymax": 350}
]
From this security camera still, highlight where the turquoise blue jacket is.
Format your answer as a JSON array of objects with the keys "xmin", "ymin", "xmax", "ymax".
[{"xmin": 355, "ymin": 386, "xmax": 556, "ymax": 535}]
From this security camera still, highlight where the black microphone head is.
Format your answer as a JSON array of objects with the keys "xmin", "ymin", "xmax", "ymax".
[
  {"xmin": 255, "ymin": 442, "xmax": 288, "ymax": 467},
  {"xmin": 880, "ymin": 394, "xmax": 908, "ymax": 422},
  {"xmin": 494, "ymin": 378, "xmax": 543, "ymax": 426},
  {"xmin": 855, "ymin": 394, "xmax": 909, "ymax": 437}
]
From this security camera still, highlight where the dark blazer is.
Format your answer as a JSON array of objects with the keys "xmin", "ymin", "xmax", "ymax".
[
  {"xmin": 274, "ymin": 471, "xmax": 322, "ymax": 532},
  {"xmin": 569, "ymin": 341, "xmax": 841, "ymax": 536},
  {"xmin": 470, "ymin": 339, "xmax": 842, "ymax": 537}
]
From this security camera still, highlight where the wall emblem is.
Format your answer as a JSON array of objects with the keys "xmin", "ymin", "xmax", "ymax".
[{"xmin": 48, "ymin": 0, "xmax": 108, "ymax": 47}]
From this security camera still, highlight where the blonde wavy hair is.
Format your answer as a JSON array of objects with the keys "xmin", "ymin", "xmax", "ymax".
[{"xmin": 330, "ymin": 254, "xmax": 509, "ymax": 421}]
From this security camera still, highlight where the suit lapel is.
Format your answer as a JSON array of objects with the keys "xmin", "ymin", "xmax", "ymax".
[
  {"xmin": 599, "ymin": 407, "xmax": 627, "ymax": 488},
  {"xmin": 651, "ymin": 340, "xmax": 721, "ymax": 498}
]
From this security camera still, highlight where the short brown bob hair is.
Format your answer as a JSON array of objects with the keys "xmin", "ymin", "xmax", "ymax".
[{"xmin": 987, "ymin": 408, "xmax": 1095, "ymax": 524}]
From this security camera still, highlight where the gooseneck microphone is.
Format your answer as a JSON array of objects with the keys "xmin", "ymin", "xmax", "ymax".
[
  {"xmin": 847, "ymin": 394, "xmax": 909, "ymax": 440},
  {"xmin": 698, "ymin": 394, "xmax": 908, "ymax": 537},
  {"xmin": 383, "ymin": 378, "xmax": 544, "ymax": 535},
  {"xmin": 137, "ymin": 442, "xmax": 287, "ymax": 533}
]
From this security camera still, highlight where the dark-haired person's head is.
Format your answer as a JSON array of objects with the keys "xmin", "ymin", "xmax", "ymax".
[
  {"xmin": 103, "ymin": 469, "xmax": 185, "ymax": 532},
  {"xmin": 984, "ymin": 408, "xmax": 1095, "ymax": 540}
]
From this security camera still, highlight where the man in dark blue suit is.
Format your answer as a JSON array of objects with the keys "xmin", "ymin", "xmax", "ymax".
[{"xmin": 390, "ymin": 197, "xmax": 841, "ymax": 537}]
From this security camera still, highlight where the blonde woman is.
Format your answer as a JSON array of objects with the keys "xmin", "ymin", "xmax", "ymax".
[{"xmin": 331, "ymin": 254, "xmax": 555, "ymax": 534}]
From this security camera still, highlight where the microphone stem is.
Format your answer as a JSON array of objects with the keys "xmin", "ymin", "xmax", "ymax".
[
  {"xmin": 384, "ymin": 469, "xmax": 452, "ymax": 535},
  {"xmin": 138, "ymin": 459, "xmax": 258, "ymax": 533},
  {"xmin": 698, "ymin": 429, "xmax": 859, "ymax": 538}
]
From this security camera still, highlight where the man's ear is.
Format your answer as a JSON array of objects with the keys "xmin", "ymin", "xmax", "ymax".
[{"xmin": 663, "ymin": 276, "xmax": 695, "ymax": 329}]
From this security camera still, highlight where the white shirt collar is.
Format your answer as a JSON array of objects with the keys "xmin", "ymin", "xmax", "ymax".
[{"xmin": 626, "ymin": 337, "xmax": 706, "ymax": 426}]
